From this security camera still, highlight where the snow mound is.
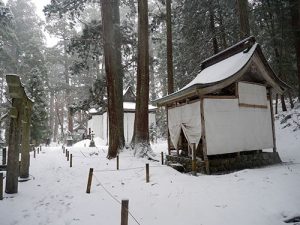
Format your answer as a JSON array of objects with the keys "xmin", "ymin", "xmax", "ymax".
[{"xmin": 73, "ymin": 137, "xmax": 107, "ymax": 148}]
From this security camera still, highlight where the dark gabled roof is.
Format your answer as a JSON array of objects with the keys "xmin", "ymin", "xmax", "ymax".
[{"xmin": 154, "ymin": 37, "xmax": 288, "ymax": 106}]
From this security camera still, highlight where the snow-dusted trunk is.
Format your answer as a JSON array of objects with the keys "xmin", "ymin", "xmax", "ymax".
[
  {"xmin": 149, "ymin": 37, "xmax": 156, "ymax": 101},
  {"xmin": 132, "ymin": 0, "xmax": 154, "ymax": 158},
  {"xmin": 49, "ymin": 90, "xmax": 55, "ymax": 140},
  {"xmin": 236, "ymin": 0, "xmax": 250, "ymax": 39},
  {"xmin": 100, "ymin": 0, "xmax": 124, "ymax": 159},
  {"xmin": 166, "ymin": 0, "xmax": 174, "ymax": 94},
  {"xmin": 53, "ymin": 97, "xmax": 59, "ymax": 142},
  {"xmin": 209, "ymin": 7, "xmax": 218, "ymax": 54}
]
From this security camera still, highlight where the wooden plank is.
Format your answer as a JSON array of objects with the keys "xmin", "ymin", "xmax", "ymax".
[
  {"xmin": 200, "ymin": 98, "xmax": 209, "ymax": 174},
  {"xmin": 166, "ymin": 106, "xmax": 171, "ymax": 155},
  {"xmin": 269, "ymin": 88, "xmax": 277, "ymax": 152},
  {"xmin": 238, "ymin": 103, "xmax": 268, "ymax": 109},
  {"xmin": 203, "ymin": 95, "xmax": 237, "ymax": 99}
]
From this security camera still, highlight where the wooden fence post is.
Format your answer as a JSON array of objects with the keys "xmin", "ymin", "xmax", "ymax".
[
  {"xmin": 63, "ymin": 146, "xmax": 65, "ymax": 154},
  {"xmin": 67, "ymin": 151, "xmax": 69, "ymax": 161},
  {"xmin": 37, "ymin": 147, "xmax": 39, "ymax": 154},
  {"xmin": 2, "ymin": 148, "xmax": 6, "ymax": 165},
  {"xmin": 146, "ymin": 163, "xmax": 149, "ymax": 183},
  {"xmin": 0, "ymin": 173, "xmax": 3, "ymax": 200},
  {"xmin": 161, "ymin": 152, "xmax": 164, "ymax": 165},
  {"xmin": 65, "ymin": 149, "xmax": 68, "ymax": 157},
  {"xmin": 117, "ymin": 155, "xmax": 119, "ymax": 170},
  {"xmin": 34, "ymin": 148, "xmax": 36, "ymax": 158},
  {"xmin": 121, "ymin": 199, "xmax": 129, "ymax": 225},
  {"xmin": 70, "ymin": 154, "xmax": 72, "ymax": 167},
  {"xmin": 192, "ymin": 143, "xmax": 197, "ymax": 176},
  {"xmin": 86, "ymin": 168, "xmax": 93, "ymax": 193}
]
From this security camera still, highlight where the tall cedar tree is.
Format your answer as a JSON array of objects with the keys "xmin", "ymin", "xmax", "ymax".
[
  {"xmin": 100, "ymin": 0, "xmax": 124, "ymax": 159},
  {"xmin": 236, "ymin": 0, "xmax": 250, "ymax": 39},
  {"xmin": 132, "ymin": 0, "xmax": 154, "ymax": 157},
  {"xmin": 289, "ymin": 0, "xmax": 300, "ymax": 101},
  {"xmin": 166, "ymin": 0, "xmax": 174, "ymax": 94}
]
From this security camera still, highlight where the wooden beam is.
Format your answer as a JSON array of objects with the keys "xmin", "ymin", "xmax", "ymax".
[
  {"xmin": 238, "ymin": 103, "xmax": 268, "ymax": 109},
  {"xmin": 269, "ymin": 88, "xmax": 277, "ymax": 152},
  {"xmin": 200, "ymin": 98, "xmax": 209, "ymax": 174}
]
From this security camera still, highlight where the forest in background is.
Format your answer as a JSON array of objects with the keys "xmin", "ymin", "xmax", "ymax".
[{"xmin": 0, "ymin": 0, "xmax": 299, "ymax": 151}]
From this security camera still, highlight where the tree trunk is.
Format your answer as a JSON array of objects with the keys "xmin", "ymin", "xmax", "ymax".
[
  {"xmin": 100, "ymin": 0, "xmax": 124, "ymax": 159},
  {"xmin": 132, "ymin": 0, "xmax": 154, "ymax": 158},
  {"xmin": 53, "ymin": 97, "xmax": 59, "ymax": 142},
  {"xmin": 149, "ymin": 36, "xmax": 156, "ymax": 101},
  {"xmin": 209, "ymin": 7, "xmax": 219, "ymax": 54},
  {"xmin": 281, "ymin": 94, "xmax": 287, "ymax": 112},
  {"xmin": 166, "ymin": 0, "xmax": 174, "ymax": 94},
  {"xmin": 217, "ymin": 0, "xmax": 228, "ymax": 49},
  {"xmin": 236, "ymin": 0, "xmax": 250, "ymax": 39},
  {"xmin": 288, "ymin": 91, "xmax": 294, "ymax": 109},
  {"xmin": 49, "ymin": 90, "xmax": 55, "ymax": 140},
  {"xmin": 6, "ymin": 98, "xmax": 22, "ymax": 194},
  {"xmin": 275, "ymin": 93, "xmax": 278, "ymax": 114},
  {"xmin": 289, "ymin": 0, "xmax": 300, "ymax": 101}
]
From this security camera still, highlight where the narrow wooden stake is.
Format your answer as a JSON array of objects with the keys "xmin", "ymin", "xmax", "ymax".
[
  {"xmin": 63, "ymin": 146, "xmax": 65, "ymax": 154},
  {"xmin": 34, "ymin": 149, "xmax": 36, "ymax": 158},
  {"xmin": 192, "ymin": 143, "xmax": 197, "ymax": 176},
  {"xmin": 2, "ymin": 148, "xmax": 6, "ymax": 165},
  {"xmin": 117, "ymin": 155, "xmax": 119, "ymax": 170},
  {"xmin": 40, "ymin": 146, "xmax": 42, "ymax": 152},
  {"xmin": 146, "ymin": 163, "xmax": 149, "ymax": 183},
  {"xmin": 37, "ymin": 147, "xmax": 39, "ymax": 154},
  {"xmin": 0, "ymin": 173, "xmax": 3, "ymax": 200},
  {"xmin": 161, "ymin": 152, "xmax": 164, "ymax": 165},
  {"xmin": 67, "ymin": 151, "xmax": 69, "ymax": 161},
  {"xmin": 86, "ymin": 168, "xmax": 93, "ymax": 194},
  {"xmin": 65, "ymin": 149, "xmax": 68, "ymax": 157},
  {"xmin": 70, "ymin": 154, "xmax": 72, "ymax": 167},
  {"xmin": 121, "ymin": 199, "xmax": 129, "ymax": 225}
]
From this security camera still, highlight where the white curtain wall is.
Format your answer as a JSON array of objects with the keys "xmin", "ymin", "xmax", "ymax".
[{"xmin": 168, "ymin": 101, "xmax": 202, "ymax": 149}]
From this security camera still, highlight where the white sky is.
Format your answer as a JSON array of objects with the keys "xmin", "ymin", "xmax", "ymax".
[{"xmin": 3, "ymin": 0, "xmax": 58, "ymax": 47}]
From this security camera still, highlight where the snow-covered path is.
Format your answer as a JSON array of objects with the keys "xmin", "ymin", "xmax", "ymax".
[{"xmin": 1, "ymin": 126, "xmax": 300, "ymax": 225}]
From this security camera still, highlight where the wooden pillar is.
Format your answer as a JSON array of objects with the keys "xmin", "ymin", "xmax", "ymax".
[
  {"xmin": 192, "ymin": 143, "xmax": 197, "ymax": 176},
  {"xmin": 200, "ymin": 98, "xmax": 210, "ymax": 174},
  {"xmin": 166, "ymin": 106, "xmax": 171, "ymax": 155},
  {"xmin": 121, "ymin": 199, "xmax": 129, "ymax": 225},
  {"xmin": 2, "ymin": 148, "xmax": 6, "ymax": 165},
  {"xmin": 269, "ymin": 88, "xmax": 277, "ymax": 153},
  {"xmin": 0, "ymin": 172, "xmax": 3, "ymax": 200},
  {"xmin": 20, "ymin": 101, "xmax": 32, "ymax": 178},
  {"xmin": 6, "ymin": 99, "xmax": 22, "ymax": 194}
]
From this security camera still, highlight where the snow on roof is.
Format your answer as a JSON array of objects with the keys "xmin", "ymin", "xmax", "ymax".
[
  {"xmin": 88, "ymin": 108, "xmax": 98, "ymax": 114},
  {"xmin": 182, "ymin": 43, "xmax": 257, "ymax": 88},
  {"xmin": 123, "ymin": 102, "xmax": 156, "ymax": 111}
]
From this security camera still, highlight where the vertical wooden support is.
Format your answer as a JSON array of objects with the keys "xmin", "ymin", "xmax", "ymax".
[
  {"xmin": 146, "ymin": 163, "xmax": 149, "ymax": 183},
  {"xmin": 6, "ymin": 98, "xmax": 22, "ymax": 194},
  {"xmin": 117, "ymin": 155, "xmax": 119, "ymax": 170},
  {"xmin": 2, "ymin": 148, "xmax": 6, "ymax": 165},
  {"xmin": 166, "ymin": 106, "xmax": 171, "ymax": 155},
  {"xmin": 86, "ymin": 168, "xmax": 93, "ymax": 193},
  {"xmin": 34, "ymin": 149, "xmax": 36, "ymax": 158},
  {"xmin": 121, "ymin": 199, "xmax": 129, "ymax": 225},
  {"xmin": 37, "ymin": 147, "xmax": 39, "ymax": 154},
  {"xmin": 192, "ymin": 143, "xmax": 197, "ymax": 175},
  {"xmin": 200, "ymin": 98, "xmax": 210, "ymax": 175},
  {"xmin": 67, "ymin": 151, "xmax": 69, "ymax": 161},
  {"xmin": 63, "ymin": 146, "xmax": 65, "ymax": 154},
  {"xmin": 20, "ymin": 100, "xmax": 32, "ymax": 178},
  {"xmin": 269, "ymin": 88, "xmax": 277, "ymax": 153},
  {"xmin": 70, "ymin": 154, "xmax": 72, "ymax": 168},
  {"xmin": 161, "ymin": 152, "xmax": 164, "ymax": 165},
  {"xmin": 65, "ymin": 149, "xmax": 68, "ymax": 157},
  {"xmin": 0, "ymin": 173, "xmax": 3, "ymax": 200}
]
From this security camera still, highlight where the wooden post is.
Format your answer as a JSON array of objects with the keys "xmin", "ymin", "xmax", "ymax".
[
  {"xmin": 200, "ymin": 98, "xmax": 210, "ymax": 175},
  {"xmin": 121, "ymin": 199, "xmax": 129, "ymax": 225},
  {"xmin": 2, "ymin": 148, "xmax": 6, "ymax": 165},
  {"xmin": 269, "ymin": 88, "xmax": 277, "ymax": 152},
  {"xmin": 70, "ymin": 154, "xmax": 72, "ymax": 167},
  {"xmin": 161, "ymin": 152, "xmax": 164, "ymax": 165},
  {"xmin": 65, "ymin": 149, "xmax": 68, "ymax": 157},
  {"xmin": 67, "ymin": 151, "xmax": 69, "ymax": 161},
  {"xmin": 37, "ymin": 147, "xmax": 39, "ymax": 154},
  {"xmin": 117, "ymin": 155, "xmax": 119, "ymax": 170},
  {"xmin": 34, "ymin": 149, "xmax": 36, "ymax": 158},
  {"xmin": 192, "ymin": 143, "xmax": 197, "ymax": 175},
  {"xmin": 40, "ymin": 146, "xmax": 42, "ymax": 152},
  {"xmin": 86, "ymin": 168, "xmax": 93, "ymax": 194},
  {"xmin": 146, "ymin": 163, "xmax": 149, "ymax": 183},
  {"xmin": 63, "ymin": 146, "xmax": 65, "ymax": 154},
  {"xmin": 0, "ymin": 173, "xmax": 3, "ymax": 200},
  {"xmin": 166, "ymin": 106, "xmax": 171, "ymax": 155},
  {"xmin": 20, "ymin": 100, "xmax": 32, "ymax": 178}
]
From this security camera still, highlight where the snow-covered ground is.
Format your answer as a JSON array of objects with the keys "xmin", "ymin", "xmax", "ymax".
[{"xmin": 0, "ymin": 111, "xmax": 300, "ymax": 225}]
